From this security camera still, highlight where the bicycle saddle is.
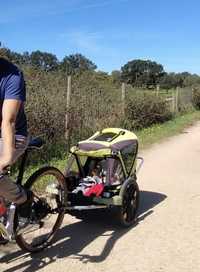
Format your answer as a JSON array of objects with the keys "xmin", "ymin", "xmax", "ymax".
[{"xmin": 28, "ymin": 137, "xmax": 45, "ymax": 149}]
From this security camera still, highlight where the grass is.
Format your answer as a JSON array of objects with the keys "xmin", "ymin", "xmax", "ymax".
[
  {"xmin": 137, "ymin": 110, "xmax": 200, "ymax": 149},
  {"xmin": 20, "ymin": 157, "xmax": 68, "ymax": 182}
]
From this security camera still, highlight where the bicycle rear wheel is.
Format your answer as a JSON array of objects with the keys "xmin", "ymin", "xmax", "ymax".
[{"xmin": 15, "ymin": 166, "xmax": 67, "ymax": 253}]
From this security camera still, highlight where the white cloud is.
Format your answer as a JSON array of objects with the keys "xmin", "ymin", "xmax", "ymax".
[
  {"xmin": 0, "ymin": 0, "xmax": 130, "ymax": 24},
  {"xmin": 59, "ymin": 30, "xmax": 103, "ymax": 53}
]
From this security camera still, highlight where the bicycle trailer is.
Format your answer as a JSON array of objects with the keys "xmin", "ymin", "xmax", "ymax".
[{"xmin": 64, "ymin": 128, "xmax": 143, "ymax": 227}]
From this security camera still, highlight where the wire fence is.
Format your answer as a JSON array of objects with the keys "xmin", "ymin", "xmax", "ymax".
[
  {"xmin": 65, "ymin": 76, "xmax": 194, "ymax": 146},
  {"xmin": 25, "ymin": 71, "xmax": 195, "ymax": 156}
]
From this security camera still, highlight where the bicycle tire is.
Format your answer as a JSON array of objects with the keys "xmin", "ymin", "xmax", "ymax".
[{"xmin": 15, "ymin": 166, "xmax": 67, "ymax": 253}]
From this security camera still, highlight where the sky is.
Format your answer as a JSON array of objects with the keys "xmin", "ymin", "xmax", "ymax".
[{"xmin": 1, "ymin": 0, "xmax": 200, "ymax": 74}]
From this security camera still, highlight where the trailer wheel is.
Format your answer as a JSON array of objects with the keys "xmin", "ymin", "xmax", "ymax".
[{"xmin": 115, "ymin": 181, "xmax": 139, "ymax": 227}]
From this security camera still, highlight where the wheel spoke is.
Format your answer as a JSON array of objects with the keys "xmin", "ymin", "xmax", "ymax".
[{"xmin": 15, "ymin": 167, "xmax": 67, "ymax": 252}]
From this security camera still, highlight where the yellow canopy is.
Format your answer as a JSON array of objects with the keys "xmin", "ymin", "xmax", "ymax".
[{"xmin": 70, "ymin": 128, "xmax": 138, "ymax": 157}]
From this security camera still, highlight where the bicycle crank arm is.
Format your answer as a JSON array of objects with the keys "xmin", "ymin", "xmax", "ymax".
[
  {"xmin": 50, "ymin": 206, "xmax": 66, "ymax": 214},
  {"xmin": 16, "ymin": 221, "xmax": 44, "ymax": 236}
]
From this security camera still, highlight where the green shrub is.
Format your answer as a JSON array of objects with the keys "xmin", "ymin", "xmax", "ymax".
[
  {"xmin": 192, "ymin": 87, "xmax": 200, "ymax": 109},
  {"xmin": 24, "ymin": 70, "xmax": 123, "ymax": 163},
  {"xmin": 21, "ymin": 67, "xmax": 191, "ymax": 165},
  {"xmin": 125, "ymin": 92, "xmax": 173, "ymax": 130}
]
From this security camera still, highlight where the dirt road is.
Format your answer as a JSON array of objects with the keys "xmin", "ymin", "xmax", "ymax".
[{"xmin": 0, "ymin": 123, "xmax": 200, "ymax": 272}]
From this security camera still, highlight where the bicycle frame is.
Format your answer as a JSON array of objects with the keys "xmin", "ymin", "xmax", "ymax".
[
  {"xmin": 0, "ymin": 150, "xmax": 29, "ymax": 240},
  {"xmin": 0, "ymin": 203, "xmax": 16, "ymax": 240},
  {"xmin": 16, "ymin": 149, "xmax": 29, "ymax": 185}
]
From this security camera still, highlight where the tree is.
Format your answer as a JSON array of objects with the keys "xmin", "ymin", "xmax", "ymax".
[
  {"xmin": 111, "ymin": 70, "xmax": 122, "ymax": 85},
  {"xmin": 184, "ymin": 74, "xmax": 200, "ymax": 87},
  {"xmin": 0, "ymin": 47, "xmax": 11, "ymax": 59},
  {"xmin": 158, "ymin": 73, "xmax": 178, "ymax": 89},
  {"xmin": 21, "ymin": 51, "xmax": 31, "ymax": 65},
  {"xmin": 121, "ymin": 59, "xmax": 164, "ymax": 88},
  {"xmin": 158, "ymin": 72, "xmax": 200, "ymax": 89},
  {"xmin": 0, "ymin": 47, "xmax": 24, "ymax": 64},
  {"xmin": 29, "ymin": 50, "xmax": 59, "ymax": 71},
  {"xmin": 60, "ymin": 53, "xmax": 97, "ymax": 75}
]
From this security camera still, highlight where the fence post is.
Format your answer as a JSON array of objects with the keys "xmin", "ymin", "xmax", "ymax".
[
  {"xmin": 175, "ymin": 87, "xmax": 179, "ymax": 112},
  {"xmin": 65, "ymin": 75, "xmax": 72, "ymax": 141},
  {"xmin": 172, "ymin": 89, "xmax": 176, "ymax": 113},
  {"xmin": 156, "ymin": 84, "xmax": 160, "ymax": 97},
  {"xmin": 121, "ymin": 82, "xmax": 125, "ymax": 117}
]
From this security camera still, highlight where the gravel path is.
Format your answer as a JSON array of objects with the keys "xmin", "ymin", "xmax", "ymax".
[{"xmin": 0, "ymin": 123, "xmax": 200, "ymax": 272}]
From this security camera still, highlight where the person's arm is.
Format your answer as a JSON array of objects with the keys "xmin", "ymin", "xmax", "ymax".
[
  {"xmin": 0, "ymin": 99, "xmax": 21, "ymax": 170},
  {"xmin": 0, "ymin": 68, "xmax": 26, "ymax": 171}
]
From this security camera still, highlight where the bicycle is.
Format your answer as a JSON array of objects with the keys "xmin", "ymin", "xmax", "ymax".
[{"xmin": 0, "ymin": 137, "xmax": 68, "ymax": 253}]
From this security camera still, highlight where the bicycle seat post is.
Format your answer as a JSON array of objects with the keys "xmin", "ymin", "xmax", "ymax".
[{"xmin": 5, "ymin": 203, "xmax": 16, "ymax": 240}]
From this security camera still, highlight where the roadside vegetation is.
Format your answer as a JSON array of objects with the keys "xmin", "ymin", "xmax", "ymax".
[{"xmin": 1, "ymin": 45, "xmax": 200, "ymax": 177}]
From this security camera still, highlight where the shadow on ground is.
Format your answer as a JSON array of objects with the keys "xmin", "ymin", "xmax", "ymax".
[{"xmin": 0, "ymin": 190, "xmax": 167, "ymax": 272}]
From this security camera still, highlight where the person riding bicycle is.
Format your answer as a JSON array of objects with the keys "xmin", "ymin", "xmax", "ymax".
[{"xmin": 0, "ymin": 53, "xmax": 33, "ymax": 238}]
